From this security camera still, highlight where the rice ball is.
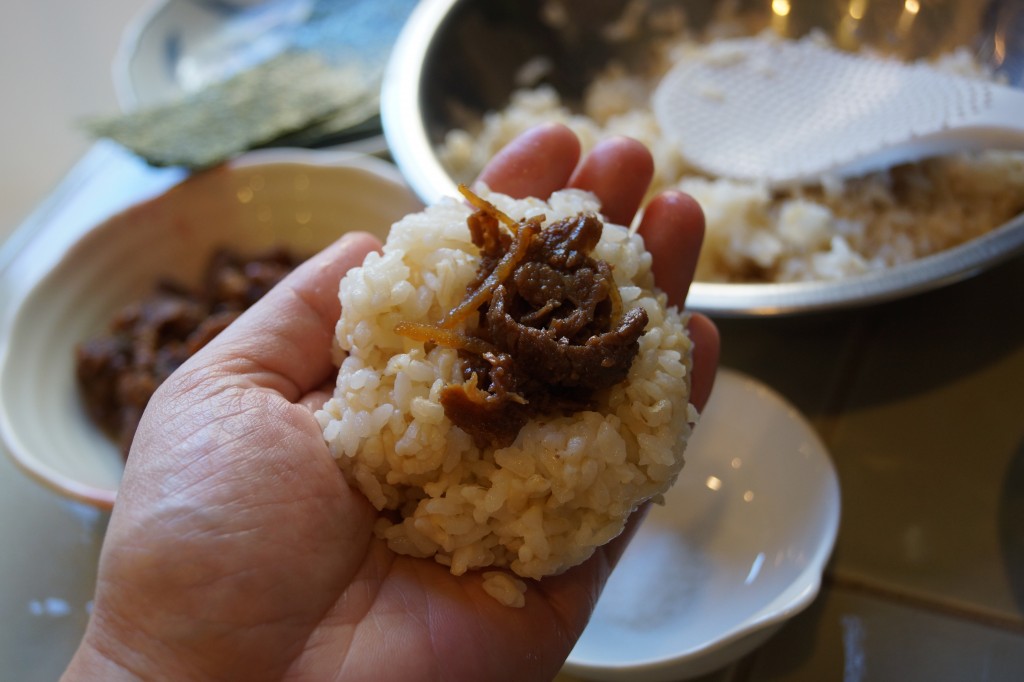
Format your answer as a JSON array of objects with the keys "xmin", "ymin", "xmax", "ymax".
[{"xmin": 316, "ymin": 187, "xmax": 697, "ymax": 604}]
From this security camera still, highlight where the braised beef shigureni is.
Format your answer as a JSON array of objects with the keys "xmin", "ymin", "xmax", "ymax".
[
  {"xmin": 396, "ymin": 187, "xmax": 648, "ymax": 449},
  {"xmin": 76, "ymin": 247, "xmax": 304, "ymax": 456}
]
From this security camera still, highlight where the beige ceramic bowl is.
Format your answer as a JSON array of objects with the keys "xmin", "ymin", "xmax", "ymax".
[{"xmin": 0, "ymin": 149, "xmax": 423, "ymax": 509}]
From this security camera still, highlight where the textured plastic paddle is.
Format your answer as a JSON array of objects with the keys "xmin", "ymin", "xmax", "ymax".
[{"xmin": 652, "ymin": 37, "xmax": 1024, "ymax": 187}]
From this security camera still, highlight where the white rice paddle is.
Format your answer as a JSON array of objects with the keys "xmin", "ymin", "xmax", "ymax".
[{"xmin": 652, "ymin": 37, "xmax": 1024, "ymax": 187}]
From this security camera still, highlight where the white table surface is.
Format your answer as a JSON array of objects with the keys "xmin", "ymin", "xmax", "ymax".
[{"xmin": 0, "ymin": 0, "xmax": 141, "ymax": 245}]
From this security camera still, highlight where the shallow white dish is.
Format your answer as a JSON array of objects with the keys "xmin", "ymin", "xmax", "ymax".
[
  {"xmin": 114, "ymin": 0, "xmax": 312, "ymax": 109},
  {"xmin": 0, "ymin": 148, "xmax": 423, "ymax": 509},
  {"xmin": 112, "ymin": 0, "xmax": 390, "ymax": 155},
  {"xmin": 563, "ymin": 368, "xmax": 841, "ymax": 681}
]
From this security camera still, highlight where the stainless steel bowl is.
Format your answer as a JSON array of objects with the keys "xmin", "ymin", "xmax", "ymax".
[{"xmin": 381, "ymin": 0, "xmax": 1024, "ymax": 316}]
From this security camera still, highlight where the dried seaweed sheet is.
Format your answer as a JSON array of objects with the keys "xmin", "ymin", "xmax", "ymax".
[{"xmin": 85, "ymin": 52, "xmax": 373, "ymax": 168}]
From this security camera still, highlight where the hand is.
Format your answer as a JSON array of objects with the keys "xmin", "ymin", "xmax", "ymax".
[{"xmin": 63, "ymin": 124, "xmax": 719, "ymax": 682}]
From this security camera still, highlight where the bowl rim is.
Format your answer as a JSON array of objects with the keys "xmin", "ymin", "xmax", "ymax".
[
  {"xmin": 0, "ymin": 148, "xmax": 415, "ymax": 509},
  {"xmin": 381, "ymin": 0, "xmax": 462, "ymax": 204},
  {"xmin": 380, "ymin": 0, "xmax": 1024, "ymax": 318}
]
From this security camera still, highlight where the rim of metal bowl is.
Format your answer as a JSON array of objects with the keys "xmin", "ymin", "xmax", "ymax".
[{"xmin": 381, "ymin": 0, "xmax": 1024, "ymax": 317}]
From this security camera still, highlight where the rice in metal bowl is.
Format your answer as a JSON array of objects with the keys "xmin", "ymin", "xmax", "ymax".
[
  {"xmin": 315, "ymin": 187, "xmax": 696, "ymax": 606},
  {"xmin": 436, "ymin": 16, "xmax": 1024, "ymax": 285}
]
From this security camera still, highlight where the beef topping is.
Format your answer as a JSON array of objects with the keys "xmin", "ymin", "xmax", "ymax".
[
  {"xmin": 396, "ymin": 187, "xmax": 648, "ymax": 449},
  {"xmin": 76, "ymin": 247, "xmax": 304, "ymax": 456}
]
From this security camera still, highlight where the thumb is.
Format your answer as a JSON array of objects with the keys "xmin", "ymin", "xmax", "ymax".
[{"xmin": 193, "ymin": 231, "xmax": 381, "ymax": 400}]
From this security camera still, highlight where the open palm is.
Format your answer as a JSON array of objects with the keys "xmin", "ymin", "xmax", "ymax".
[{"xmin": 64, "ymin": 124, "xmax": 719, "ymax": 682}]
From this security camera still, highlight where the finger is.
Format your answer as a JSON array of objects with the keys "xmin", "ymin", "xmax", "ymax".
[
  {"xmin": 633, "ymin": 191, "xmax": 716, "ymax": 411},
  {"xmin": 688, "ymin": 314, "xmax": 720, "ymax": 412},
  {"xmin": 569, "ymin": 136, "xmax": 654, "ymax": 227},
  {"xmin": 636, "ymin": 190, "xmax": 705, "ymax": 306},
  {"xmin": 196, "ymin": 231, "xmax": 381, "ymax": 400},
  {"xmin": 476, "ymin": 123, "xmax": 581, "ymax": 199},
  {"xmin": 299, "ymin": 388, "xmax": 333, "ymax": 413}
]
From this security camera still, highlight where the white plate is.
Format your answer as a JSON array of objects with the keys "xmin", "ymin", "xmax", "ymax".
[
  {"xmin": 0, "ymin": 148, "xmax": 423, "ymax": 509},
  {"xmin": 113, "ymin": 0, "xmax": 314, "ymax": 110},
  {"xmin": 564, "ymin": 368, "xmax": 841, "ymax": 681},
  {"xmin": 112, "ymin": 0, "xmax": 399, "ymax": 155}
]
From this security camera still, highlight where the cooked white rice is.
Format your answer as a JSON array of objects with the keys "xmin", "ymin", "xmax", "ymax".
[
  {"xmin": 315, "ymin": 188, "xmax": 696, "ymax": 604},
  {"xmin": 439, "ymin": 22, "xmax": 1024, "ymax": 284}
]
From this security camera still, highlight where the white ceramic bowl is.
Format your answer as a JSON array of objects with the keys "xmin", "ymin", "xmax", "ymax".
[
  {"xmin": 0, "ymin": 149, "xmax": 423, "ymax": 509},
  {"xmin": 563, "ymin": 368, "xmax": 840, "ymax": 681}
]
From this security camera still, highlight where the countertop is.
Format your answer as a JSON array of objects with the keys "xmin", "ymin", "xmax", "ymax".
[
  {"xmin": 0, "ymin": 0, "xmax": 141, "ymax": 245},
  {"xmin": 2, "ymin": 2, "xmax": 1023, "ymax": 680}
]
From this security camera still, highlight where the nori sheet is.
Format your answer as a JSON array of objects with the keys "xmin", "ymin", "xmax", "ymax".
[{"xmin": 85, "ymin": 52, "xmax": 374, "ymax": 168}]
